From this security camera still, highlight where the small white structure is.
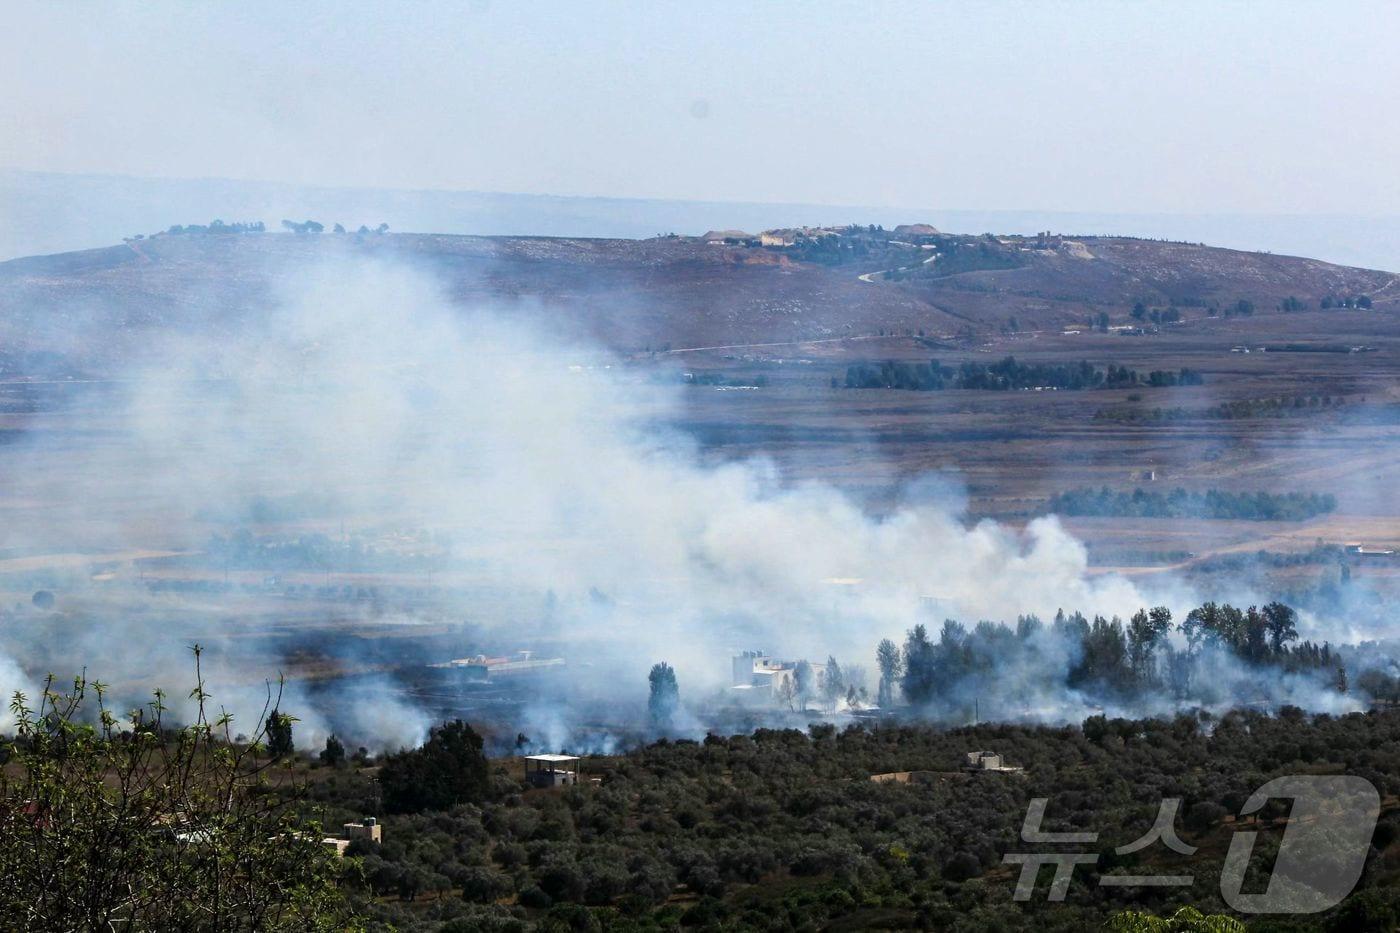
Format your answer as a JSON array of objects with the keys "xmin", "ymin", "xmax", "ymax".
[{"xmin": 525, "ymin": 754, "xmax": 582, "ymax": 788}]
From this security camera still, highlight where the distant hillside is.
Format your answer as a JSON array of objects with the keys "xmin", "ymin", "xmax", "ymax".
[
  {"xmin": 0, "ymin": 228, "xmax": 1394, "ymax": 375},
  {"xmin": 10, "ymin": 170, "xmax": 1400, "ymax": 270}
]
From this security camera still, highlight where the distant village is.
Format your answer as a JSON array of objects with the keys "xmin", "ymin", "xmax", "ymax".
[{"xmin": 698, "ymin": 223, "xmax": 941, "ymax": 249}]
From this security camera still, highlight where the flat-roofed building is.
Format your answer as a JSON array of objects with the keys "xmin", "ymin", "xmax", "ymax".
[{"xmin": 525, "ymin": 754, "xmax": 582, "ymax": 788}]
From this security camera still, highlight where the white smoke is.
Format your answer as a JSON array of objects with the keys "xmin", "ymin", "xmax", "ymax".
[{"xmin": 0, "ymin": 258, "xmax": 1356, "ymax": 746}]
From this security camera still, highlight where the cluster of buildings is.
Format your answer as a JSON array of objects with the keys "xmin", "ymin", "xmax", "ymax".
[
  {"xmin": 700, "ymin": 227, "xmax": 839, "ymax": 247},
  {"xmin": 166, "ymin": 814, "xmax": 383, "ymax": 857},
  {"xmin": 699, "ymin": 224, "xmax": 943, "ymax": 250}
]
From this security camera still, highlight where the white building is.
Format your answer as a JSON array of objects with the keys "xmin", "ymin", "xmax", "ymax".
[
  {"xmin": 525, "ymin": 754, "xmax": 582, "ymax": 788},
  {"xmin": 730, "ymin": 651, "xmax": 827, "ymax": 707}
]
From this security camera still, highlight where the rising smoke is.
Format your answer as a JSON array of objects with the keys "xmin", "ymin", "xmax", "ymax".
[{"xmin": 0, "ymin": 259, "xmax": 1371, "ymax": 747}]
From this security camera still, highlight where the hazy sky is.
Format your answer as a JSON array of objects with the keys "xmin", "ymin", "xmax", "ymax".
[{"xmin": 4, "ymin": 1, "xmax": 1399, "ymax": 214}]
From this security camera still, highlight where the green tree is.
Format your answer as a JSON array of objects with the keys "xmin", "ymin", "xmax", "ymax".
[
  {"xmin": 1127, "ymin": 607, "xmax": 1171, "ymax": 684},
  {"xmin": 819, "ymin": 656, "xmax": 845, "ymax": 712},
  {"xmin": 793, "ymin": 660, "xmax": 815, "ymax": 710},
  {"xmin": 875, "ymin": 638, "xmax": 902, "ymax": 708},
  {"xmin": 900, "ymin": 625, "xmax": 937, "ymax": 705},
  {"xmin": 319, "ymin": 733, "xmax": 346, "ymax": 768},
  {"xmin": 266, "ymin": 707, "xmax": 294, "ymax": 760},
  {"xmin": 377, "ymin": 719, "xmax": 491, "ymax": 814},
  {"xmin": 648, "ymin": 662, "xmax": 679, "ymax": 729},
  {"xmin": 1262, "ymin": 601, "xmax": 1299, "ymax": 653}
]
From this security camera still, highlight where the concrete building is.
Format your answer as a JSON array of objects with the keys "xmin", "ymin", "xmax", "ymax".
[
  {"xmin": 342, "ymin": 817, "xmax": 381, "ymax": 845},
  {"xmin": 730, "ymin": 650, "xmax": 827, "ymax": 707},
  {"xmin": 964, "ymin": 750, "xmax": 1023, "ymax": 773},
  {"xmin": 732, "ymin": 650, "xmax": 798, "ymax": 690},
  {"xmin": 525, "ymin": 754, "xmax": 581, "ymax": 788},
  {"xmin": 321, "ymin": 837, "xmax": 351, "ymax": 857}
]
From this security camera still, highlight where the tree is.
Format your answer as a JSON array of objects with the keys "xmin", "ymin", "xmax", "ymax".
[
  {"xmin": 1127, "ymin": 607, "xmax": 1171, "ymax": 684},
  {"xmin": 1358, "ymin": 669, "xmax": 1400, "ymax": 706},
  {"xmin": 793, "ymin": 660, "xmax": 815, "ymax": 711},
  {"xmin": 319, "ymin": 733, "xmax": 346, "ymax": 767},
  {"xmin": 648, "ymin": 662, "xmax": 679, "ymax": 729},
  {"xmin": 377, "ymin": 719, "xmax": 491, "ymax": 814},
  {"xmin": 280, "ymin": 219, "xmax": 324, "ymax": 235},
  {"xmin": 819, "ymin": 656, "xmax": 845, "ymax": 713},
  {"xmin": 876, "ymin": 638, "xmax": 902, "ymax": 708},
  {"xmin": 0, "ymin": 650, "xmax": 352, "ymax": 930},
  {"xmin": 266, "ymin": 707, "xmax": 294, "ymax": 759},
  {"xmin": 900, "ymin": 625, "xmax": 937, "ymax": 705},
  {"xmin": 1262, "ymin": 601, "xmax": 1299, "ymax": 654},
  {"xmin": 1241, "ymin": 606, "xmax": 1269, "ymax": 663},
  {"xmin": 775, "ymin": 677, "xmax": 797, "ymax": 711}
]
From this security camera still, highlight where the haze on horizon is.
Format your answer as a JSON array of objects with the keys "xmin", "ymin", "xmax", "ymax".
[{"xmin": 3, "ymin": 0, "xmax": 1400, "ymax": 218}]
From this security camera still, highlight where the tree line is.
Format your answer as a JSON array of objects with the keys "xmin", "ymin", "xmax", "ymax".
[
  {"xmin": 1094, "ymin": 394, "xmax": 1347, "ymax": 423},
  {"xmin": 1280, "ymin": 294, "xmax": 1375, "ymax": 311},
  {"xmin": 161, "ymin": 219, "xmax": 265, "ymax": 235},
  {"xmin": 876, "ymin": 600, "xmax": 1365, "ymax": 719},
  {"xmin": 843, "ymin": 357, "xmax": 1203, "ymax": 391},
  {"xmin": 1047, "ymin": 486, "xmax": 1337, "ymax": 521}
]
